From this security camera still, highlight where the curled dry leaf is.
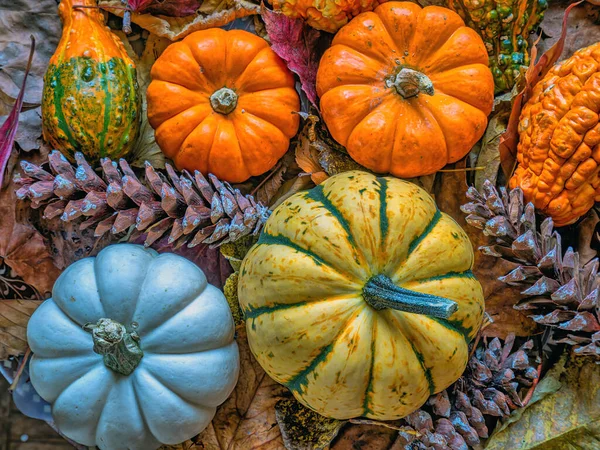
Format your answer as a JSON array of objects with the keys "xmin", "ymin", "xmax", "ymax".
[
  {"xmin": 254, "ymin": 149, "xmax": 298, "ymax": 206},
  {"xmin": 0, "ymin": 170, "xmax": 60, "ymax": 296},
  {"xmin": 577, "ymin": 209, "xmax": 600, "ymax": 266},
  {"xmin": 0, "ymin": 299, "xmax": 43, "ymax": 359},
  {"xmin": 261, "ymin": 4, "xmax": 321, "ymax": 108},
  {"xmin": 330, "ymin": 423, "xmax": 398, "ymax": 449},
  {"xmin": 485, "ymin": 353, "xmax": 600, "ymax": 449},
  {"xmin": 100, "ymin": 0, "xmax": 260, "ymax": 40},
  {"xmin": 196, "ymin": 325, "xmax": 287, "ymax": 449},
  {"xmin": 295, "ymin": 131, "xmax": 329, "ymax": 185},
  {"xmin": 128, "ymin": 0, "xmax": 202, "ymax": 16},
  {"xmin": 498, "ymin": 1, "xmax": 583, "ymax": 177}
]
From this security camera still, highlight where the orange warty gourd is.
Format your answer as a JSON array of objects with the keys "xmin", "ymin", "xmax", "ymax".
[
  {"xmin": 42, "ymin": 0, "xmax": 141, "ymax": 162},
  {"xmin": 510, "ymin": 42, "xmax": 600, "ymax": 227},
  {"xmin": 271, "ymin": 0, "xmax": 388, "ymax": 33},
  {"xmin": 147, "ymin": 29, "xmax": 300, "ymax": 184},
  {"xmin": 316, "ymin": 2, "xmax": 495, "ymax": 179}
]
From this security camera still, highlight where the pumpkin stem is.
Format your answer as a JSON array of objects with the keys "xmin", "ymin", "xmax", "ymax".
[
  {"xmin": 83, "ymin": 318, "xmax": 143, "ymax": 376},
  {"xmin": 210, "ymin": 87, "xmax": 238, "ymax": 115},
  {"xmin": 387, "ymin": 68, "xmax": 434, "ymax": 99},
  {"xmin": 362, "ymin": 274, "xmax": 457, "ymax": 319}
]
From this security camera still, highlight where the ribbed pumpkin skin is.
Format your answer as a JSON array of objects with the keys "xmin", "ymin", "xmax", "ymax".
[
  {"xmin": 42, "ymin": 0, "xmax": 140, "ymax": 163},
  {"xmin": 510, "ymin": 42, "xmax": 600, "ymax": 227},
  {"xmin": 146, "ymin": 29, "xmax": 300, "ymax": 184},
  {"xmin": 238, "ymin": 171, "xmax": 484, "ymax": 420},
  {"xmin": 271, "ymin": 0, "xmax": 388, "ymax": 33},
  {"xmin": 316, "ymin": 2, "xmax": 495, "ymax": 179}
]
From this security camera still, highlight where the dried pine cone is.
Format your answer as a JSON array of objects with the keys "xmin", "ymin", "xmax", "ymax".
[
  {"xmin": 15, "ymin": 151, "xmax": 270, "ymax": 249},
  {"xmin": 461, "ymin": 181, "xmax": 600, "ymax": 358},
  {"xmin": 397, "ymin": 335, "xmax": 539, "ymax": 450}
]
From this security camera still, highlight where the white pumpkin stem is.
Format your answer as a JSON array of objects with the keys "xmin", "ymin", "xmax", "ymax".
[
  {"xmin": 83, "ymin": 318, "xmax": 143, "ymax": 376},
  {"xmin": 210, "ymin": 87, "xmax": 238, "ymax": 115},
  {"xmin": 387, "ymin": 68, "xmax": 435, "ymax": 99},
  {"xmin": 362, "ymin": 275, "xmax": 457, "ymax": 319}
]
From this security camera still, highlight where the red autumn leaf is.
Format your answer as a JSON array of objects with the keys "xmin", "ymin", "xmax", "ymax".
[
  {"xmin": 261, "ymin": 4, "xmax": 321, "ymax": 109},
  {"xmin": 0, "ymin": 37, "xmax": 35, "ymax": 188},
  {"xmin": 498, "ymin": 1, "xmax": 583, "ymax": 178},
  {"xmin": 128, "ymin": 0, "xmax": 202, "ymax": 16}
]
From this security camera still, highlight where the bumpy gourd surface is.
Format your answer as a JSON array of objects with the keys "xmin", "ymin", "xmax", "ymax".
[
  {"xmin": 510, "ymin": 42, "xmax": 600, "ymax": 227},
  {"xmin": 447, "ymin": 0, "xmax": 547, "ymax": 91},
  {"xmin": 27, "ymin": 245, "xmax": 239, "ymax": 450},
  {"xmin": 146, "ymin": 29, "xmax": 300, "ymax": 183},
  {"xmin": 42, "ymin": 0, "xmax": 140, "ymax": 162},
  {"xmin": 238, "ymin": 171, "xmax": 485, "ymax": 420},
  {"xmin": 271, "ymin": 0, "xmax": 387, "ymax": 32},
  {"xmin": 316, "ymin": 2, "xmax": 494, "ymax": 178}
]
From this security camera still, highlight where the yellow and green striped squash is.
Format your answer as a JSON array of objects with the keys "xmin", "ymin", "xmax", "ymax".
[{"xmin": 238, "ymin": 170, "xmax": 484, "ymax": 420}]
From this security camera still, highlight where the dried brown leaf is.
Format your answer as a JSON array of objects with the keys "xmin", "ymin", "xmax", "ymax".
[
  {"xmin": 0, "ymin": 166, "xmax": 60, "ymax": 295},
  {"xmin": 0, "ymin": 299, "xmax": 43, "ymax": 359},
  {"xmin": 295, "ymin": 133, "xmax": 329, "ymax": 185},
  {"xmin": 474, "ymin": 109, "xmax": 510, "ymax": 192},
  {"xmin": 196, "ymin": 325, "xmax": 287, "ymax": 449},
  {"xmin": 578, "ymin": 209, "xmax": 600, "ymax": 266},
  {"xmin": 100, "ymin": 0, "xmax": 260, "ymax": 41},
  {"xmin": 0, "ymin": 0, "xmax": 61, "ymax": 151}
]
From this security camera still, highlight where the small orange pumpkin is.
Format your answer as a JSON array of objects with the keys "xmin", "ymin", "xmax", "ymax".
[
  {"xmin": 147, "ymin": 29, "xmax": 300, "ymax": 183},
  {"xmin": 316, "ymin": 2, "xmax": 494, "ymax": 178}
]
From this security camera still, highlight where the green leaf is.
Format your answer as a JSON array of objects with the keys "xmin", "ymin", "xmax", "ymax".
[{"xmin": 485, "ymin": 353, "xmax": 600, "ymax": 449}]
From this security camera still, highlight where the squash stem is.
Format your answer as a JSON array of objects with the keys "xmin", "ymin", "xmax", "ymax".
[
  {"xmin": 210, "ymin": 87, "xmax": 238, "ymax": 115},
  {"xmin": 83, "ymin": 318, "xmax": 143, "ymax": 376},
  {"xmin": 387, "ymin": 68, "xmax": 435, "ymax": 99},
  {"xmin": 362, "ymin": 274, "xmax": 457, "ymax": 319}
]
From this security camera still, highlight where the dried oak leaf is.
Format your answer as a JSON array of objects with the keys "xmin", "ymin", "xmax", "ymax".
[
  {"xmin": 485, "ymin": 353, "xmax": 600, "ymax": 449},
  {"xmin": 261, "ymin": 4, "xmax": 321, "ymax": 108},
  {"xmin": 435, "ymin": 160, "xmax": 537, "ymax": 338},
  {"xmin": 196, "ymin": 325, "xmax": 287, "ymax": 449},
  {"xmin": 0, "ymin": 165, "xmax": 60, "ymax": 296},
  {"xmin": 295, "ymin": 132, "xmax": 329, "ymax": 185},
  {"xmin": 498, "ymin": 1, "xmax": 583, "ymax": 177},
  {"xmin": 100, "ymin": 0, "xmax": 260, "ymax": 40},
  {"xmin": 0, "ymin": 299, "xmax": 42, "ymax": 359}
]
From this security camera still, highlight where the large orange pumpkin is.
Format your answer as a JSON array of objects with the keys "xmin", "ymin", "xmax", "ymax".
[
  {"xmin": 147, "ymin": 29, "xmax": 300, "ymax": 183},
  {"xmin": 316, "ymin": 2, "xmax": 494, "ymax": 178}
]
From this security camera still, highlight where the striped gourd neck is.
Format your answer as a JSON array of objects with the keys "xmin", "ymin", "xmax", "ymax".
[{"xmin": 362, "ymin": 274, "xmax": 457, "ymax": 319}]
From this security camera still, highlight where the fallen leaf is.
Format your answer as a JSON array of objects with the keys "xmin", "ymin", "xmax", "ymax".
[
  {"xmin": 295, "ymin": 133, "xmax": 329, "ymax": 185},
  {"xmin": 0, "ymin": 0, "xmax": 61, "ymax": 150},
  {"xmin": 485, "ymin": 353, "xmax": 600, "ymax": 449},
  {"xmin": 129, "ymin": 0, "xmax": 202, "ymax": 16},
  {"xmin": 261, "ymin": 5, "xmax": 321, "ymax": 108},
  {"xmin": 270, "ymin": 175, "xmax": 312, "ymax": 209},
  {"xmin": 276, "ymin": 397, "xmax": 345, "ymax": 450},
  {"xmin": 498, "ymin": 1, "xmax": 583, "ymax": 177},
  {"xmin": 0, "ymin": 159, "xmax": 61, "ymax": 296},
  {"xmin": 577, "ymin": 209, "xmax": 600, "ymax": 266},
  {"xmin": 196, "ymin": 325, "xmax": 287, "ymax": 449},
  {"xmin": 0, "ymin": 37, "xmax": 34, "ymax": 187},
  {"xmin": 0, "ymin": 299, "xmax": 43, "ymax": 359},
  {"xmin": 0, "ymin": 259, "xmax": 41, "ymax": 300},
  {"xmin": 436, "ymin": 160, "xmax": 537, "ymax": 338},
  {"xmin": 474, "ymin": 107, "xmax": 511, "ymax": 192},
  {"xmin": 100, "ymin": 0, "xmax": 260, "ymax": 40}
]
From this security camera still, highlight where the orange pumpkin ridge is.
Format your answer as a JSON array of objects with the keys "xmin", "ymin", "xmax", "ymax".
[
  {"xmin": 316, "ymin": 1, "xmax": 494, "ymax": 179},
  {"xmin": 510, "ymin": 42, "xmax": 600, "ymax": 227},
  {"xmin": 147, "ymin": 29, "xmax": 301, "ymax": 184}
]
